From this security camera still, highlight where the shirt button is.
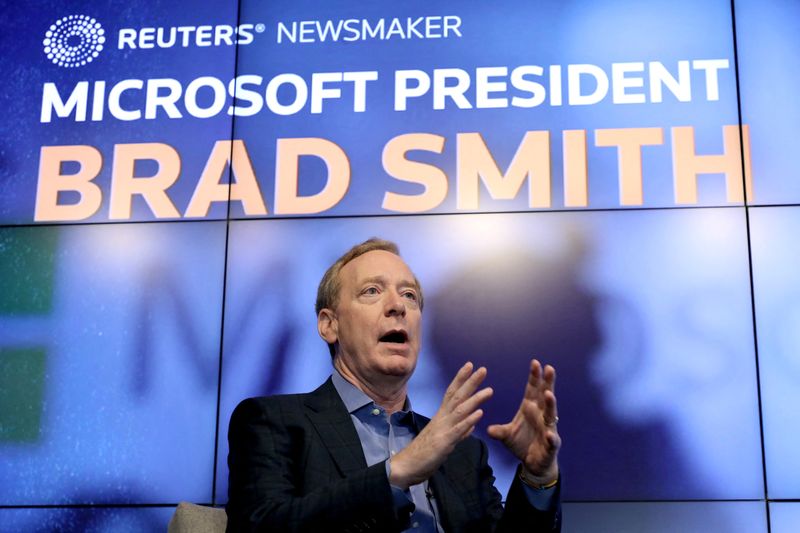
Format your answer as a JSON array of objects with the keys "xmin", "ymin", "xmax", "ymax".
[
  {"xmin": 371, "ymin": 408, "xmax": 381, "ymax": 416},
  {"xmin": 412, "ymin": 522, "xmax": 419, "ymax": 528},
  {"xmin": 390, "ymin": 450, "xmax": 396, "ymax": 455}
]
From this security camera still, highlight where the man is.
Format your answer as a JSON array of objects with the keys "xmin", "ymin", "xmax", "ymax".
[{"xmin": 226, "ymin": 238, "xmax": 562, "ymax": 532}]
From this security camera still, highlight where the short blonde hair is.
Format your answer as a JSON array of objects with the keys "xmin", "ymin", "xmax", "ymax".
[{"xmin": 316, "ymin": 238, "xmax": 424, "ymax": 357}]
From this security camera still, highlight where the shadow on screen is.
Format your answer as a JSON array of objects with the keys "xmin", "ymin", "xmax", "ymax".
[{"xmin": 428, "ymin": 243, "xmax": 693, "ymax": 501}]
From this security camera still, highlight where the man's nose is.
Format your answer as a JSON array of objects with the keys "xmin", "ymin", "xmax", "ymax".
[{"xmin": 384, "ymin": 291, "xmax": 407, "ymax": 316}]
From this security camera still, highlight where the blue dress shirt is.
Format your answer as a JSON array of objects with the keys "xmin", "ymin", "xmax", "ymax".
[{"xmin": 332, "ymin": 371, "xmax": 441, "ymax": 531}]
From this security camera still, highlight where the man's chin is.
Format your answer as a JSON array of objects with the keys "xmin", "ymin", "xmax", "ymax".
[
  {"xmin": 379, "ymin": 350, "xmax": 417, "ymax": 377},
  {"xmin": 382, "ymin": 365, "xmax": 413, "ymax": 378}
]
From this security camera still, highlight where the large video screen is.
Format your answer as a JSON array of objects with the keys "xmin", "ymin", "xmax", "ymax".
[{"xmin": 1, "ymin": 0, "xmax": 796, "ymax": 530}]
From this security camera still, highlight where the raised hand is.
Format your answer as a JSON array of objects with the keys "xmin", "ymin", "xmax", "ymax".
[
  {"xmin": 487, "ymin": 359, "xmax": 560, "ymax": 485},
  {"xmin": 389, "ymin": 362, "xmax": 493, "ymax": 489}
]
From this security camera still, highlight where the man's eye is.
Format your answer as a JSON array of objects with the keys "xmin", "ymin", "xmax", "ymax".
[
  {"xmin": 363, "ymin": 287, "xmax": 379, "ymax": 295},
  {"xmin": 403, "ymin": 291, "xmax": 418, "ymax": 301}
]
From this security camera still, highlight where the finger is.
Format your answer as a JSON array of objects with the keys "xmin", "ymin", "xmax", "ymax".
[
  {"xmin": 546, "ymin": 430, "xmax": 562, "ymax": 452},
  {"xmin": 444, "ymin": 361, "xmax": 474, "ymax": 400},
  {"xmin": 543, "ymin": 364, "xmax": 556, "ymax": 392},
  {"xmin": 487, "ymin": 423, "xmax": 511, "ymax": 441},
  {"xmin": 523, "ymin": 395, "xmax": 559, "ymax": 432},
  {"xmin": 543, "ymin": 389, "xmax": 559, "ymax": 423},
  {"xmin": 453, "ymin": 386, "xmax": 493, "ymax": 420},
  {"xmin": 526, "ymin": 360, "xmax": 557, "ymax": 403},
  {"xmin": 451, "ymin": 366, "xmax": 488, "ymax": 405},
  {"xmin": 530, "ymin": 359, "xmax": 542, "ymax": 385},
  {"xmin": 521, "ymin": 398, "xmax": 546, "ymax": 429},
  {"xmin": 524, "ymin": 359, "xmax": 543, "ymax": 399},
  {"xmin": 453, "ymin": 409, "xmax": 484, "ymax": 439}
]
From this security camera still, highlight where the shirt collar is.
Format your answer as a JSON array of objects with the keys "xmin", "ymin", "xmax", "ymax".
[
  {"xmin": 331, "ymin": 369, "xmax": 413, "ymax": 414},
  {"xmin": 331, "ymin": 370, "xmax": 374, "ymax": 413}
]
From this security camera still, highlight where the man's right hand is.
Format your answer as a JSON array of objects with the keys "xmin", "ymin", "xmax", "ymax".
[{"xmin": 388, "ymin": 362, "xmax": 493, "ymax": 489}]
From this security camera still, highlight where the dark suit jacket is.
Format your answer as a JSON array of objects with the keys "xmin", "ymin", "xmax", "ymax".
[{"xmin": 226, "ymin": 378, "xmax": 561, "ymax": 533}]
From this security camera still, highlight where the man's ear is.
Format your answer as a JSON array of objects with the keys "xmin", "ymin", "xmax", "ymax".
[{"xmin": 317, "ymin": 308, "xmax": 338, "ymax": 344}]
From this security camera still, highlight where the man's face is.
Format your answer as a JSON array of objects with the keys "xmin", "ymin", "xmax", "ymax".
[{"xmin": 320, "ymin": 250, "xmax": 422, "ymax": 386}]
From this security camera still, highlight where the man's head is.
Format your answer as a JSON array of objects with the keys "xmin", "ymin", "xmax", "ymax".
[{"xmin": 316, "ymin": 238, "xmax": 424, "ymax": 385}]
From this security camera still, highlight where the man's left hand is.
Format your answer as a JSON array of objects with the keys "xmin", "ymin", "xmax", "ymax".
[{"xmin": 487, "ymin": 359, "xmax": 561, "ymax": 485}]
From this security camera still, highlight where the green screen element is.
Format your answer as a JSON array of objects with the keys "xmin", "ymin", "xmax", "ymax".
[
  {"xmin": 0, "ymin": 348, "xmax": 47, "ymax": 442},
  {"xmin": 0, "ymin": 227, "xmax": 58, "ymax": 314}
]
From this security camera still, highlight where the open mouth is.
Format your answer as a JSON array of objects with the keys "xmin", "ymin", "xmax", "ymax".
[{"xmin": 379, "ymin": 330, "xmax": 408, "ymax": 344}]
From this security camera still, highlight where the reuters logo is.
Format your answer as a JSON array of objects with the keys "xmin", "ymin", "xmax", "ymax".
[{"xmin": 43, "ymin": 15, "xmax": 106, "ymax": 68}]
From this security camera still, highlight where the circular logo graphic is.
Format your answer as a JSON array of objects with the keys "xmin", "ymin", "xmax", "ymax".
[{"xmin": 43, "ymin": 15, "xmax": 106, "ymax": 68}]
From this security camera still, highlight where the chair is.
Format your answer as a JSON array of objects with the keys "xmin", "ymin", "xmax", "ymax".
[{"xmin": 167, "ymin": 501, "xmax": 227, "ymax": 533}]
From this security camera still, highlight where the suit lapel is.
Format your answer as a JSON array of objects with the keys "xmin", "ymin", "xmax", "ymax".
[
  {"xmin": 430, "ymin": 468, "xmax": 470, "ymax": 532},
  {"xmin": 415, "ymin": 416, "xmax": 471, "ymax": 530},
  {"xmin": 302, "ymin": 379, "xmax": 473, "ymax": 528},
  {"xmin": 304, "ymin": 378, "xmax": 368, "ymax": 476}
]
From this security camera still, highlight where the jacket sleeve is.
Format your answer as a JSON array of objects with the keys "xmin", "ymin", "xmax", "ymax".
[
  {"xmin": 464, "ymin": 438, "xmax": 562, "ymax": 532},
  {"xmin": 495, "ymin": 463, "xmax": 562, "ymax": 532},
  {"xmin": 225, "ymin": 397, "xmax": 414, "ymax": 533}
]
